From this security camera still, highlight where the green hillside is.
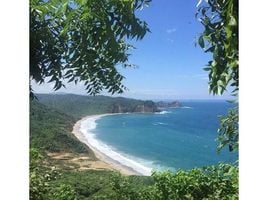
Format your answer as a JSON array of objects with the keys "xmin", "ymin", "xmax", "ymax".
[
  {"xmin": 36, "ymin": 93, "xmax": 159, "ymax": 119},
  {"xmin": 30, "ymin": 93, "xmax": 159, "ymax": 155},
  {"xmin": 30, "ymin": 100, "xmax": 92, "ymax": 154}
]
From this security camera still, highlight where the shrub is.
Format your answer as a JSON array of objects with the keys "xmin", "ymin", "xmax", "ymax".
[{"xmin": 152, "ymin": 164, "xmax": 238, "ymax": 200}]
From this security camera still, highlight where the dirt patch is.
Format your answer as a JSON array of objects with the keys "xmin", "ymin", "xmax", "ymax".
[{"xmin": 47, "ymin": 152, "xmax": 116, "ymax": 172}]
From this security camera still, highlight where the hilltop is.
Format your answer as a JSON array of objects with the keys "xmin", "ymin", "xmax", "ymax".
[{"xmin": 36, "ymin": 93, "xmax": 159, "ymax": 119}]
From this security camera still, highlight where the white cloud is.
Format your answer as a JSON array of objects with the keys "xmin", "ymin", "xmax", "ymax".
[
  {"xmin": 167, "ymin": 38, "xmax": 175, "ymax": 43},
  {"xmin": 166, "ymin": 28, "xmax": 177, "ymax": 34}
]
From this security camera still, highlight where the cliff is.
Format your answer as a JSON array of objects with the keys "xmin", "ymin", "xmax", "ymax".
[
  {"xmin": 156, "ymin": 100, "xmax": 181, "ymax": 108},
  {"xmin": 110, "ymin": 100, "xmax": 159, "ymax": 113}
]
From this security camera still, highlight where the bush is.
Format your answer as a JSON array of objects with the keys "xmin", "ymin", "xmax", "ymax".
[
  {"xmin": 30, "ymin": 148, "xmax": 238, "ymax": 200},
  {"xmin": 109, "ymin": 164, "xmax": 238, "ymax": 200},
  {"xmin": 152, "ymin": 164, "xmax": 238, "ymax": 200},
  {"xmin": 30, "ymin": 148, "xmax": 60, "ymax": 200},
  {"xmin": 47, "ymin": 184, "xmax": 77, "ymax": 200}
]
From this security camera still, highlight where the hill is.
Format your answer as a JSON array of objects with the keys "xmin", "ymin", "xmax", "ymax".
[
  {"xmin": 30, "ymin": 100, "xmax": 92, "ymax": 155},
  {"xmin": 36, "ymin": 93, "xmax": 159, "ymax": 119}
]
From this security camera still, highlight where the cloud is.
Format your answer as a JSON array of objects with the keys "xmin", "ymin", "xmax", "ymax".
[
  {"xmin": 166, "ymin": 28, "xmax": 177, "ymax": 34},
  {"xmin": 167, "ymin": 38, "xmax": 174, "ymax": 43}
]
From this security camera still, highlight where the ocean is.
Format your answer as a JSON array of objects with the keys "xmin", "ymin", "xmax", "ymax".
[{"xmin": 80, "ymin": 100, "xmax": 238, "ymax": 175}]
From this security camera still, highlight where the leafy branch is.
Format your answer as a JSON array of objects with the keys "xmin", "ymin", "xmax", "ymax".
[
  {"xmin": 197, "ymin": 0, "xmax": 238, "ymax": 152},
  {"xmin": 30, "ymin": 0, "xmax": 151, "ymax": 96}
]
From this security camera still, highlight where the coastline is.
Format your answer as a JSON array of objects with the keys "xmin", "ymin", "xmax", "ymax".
[{"xmin": 72, "ymin": 113, "xmax": 145, "ymax": 176}]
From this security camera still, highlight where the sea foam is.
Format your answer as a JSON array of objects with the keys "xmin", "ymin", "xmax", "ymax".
[
  {"xmin": 80, "ymin": 116, "xmax": 153, "ymax": 176},
  {"xmin": 153, "ymin": 122, "xmax": 168, "ymax": 126},
  {"xmin": 156, "ymin": 110, "xmax": 171, "ymax": 114},
  {"xmin": 181, "ymin": 106, "xmax": 193, "ymax": 109}
]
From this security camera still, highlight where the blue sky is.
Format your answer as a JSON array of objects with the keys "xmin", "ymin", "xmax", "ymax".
[{"xmin": 32, "ymin": 0, "xmax": 231, "ymax": 100}]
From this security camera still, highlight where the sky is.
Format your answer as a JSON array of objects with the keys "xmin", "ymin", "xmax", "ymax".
[{"xmin": 32, "ymin": 0, "xmax": 232, "ymax": 100}]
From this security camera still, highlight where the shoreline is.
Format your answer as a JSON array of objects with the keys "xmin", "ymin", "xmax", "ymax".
[{"xmin": 72, "ymin": 113, "xmax": 146, "ymax": 176}]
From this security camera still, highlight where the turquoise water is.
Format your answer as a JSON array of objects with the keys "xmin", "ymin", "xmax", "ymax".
[{"xmin": 90, "ymin": 101, "xmax": 238, "ymax": 172}]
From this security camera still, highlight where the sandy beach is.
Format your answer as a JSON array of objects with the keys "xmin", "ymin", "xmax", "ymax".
[{"xmin": 72, "ymin": 114, "xmax": 143, "ymax": 176}]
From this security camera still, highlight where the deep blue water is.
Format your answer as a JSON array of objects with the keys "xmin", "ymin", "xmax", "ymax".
[{"xmin": 91, "ymin": 101, "xmax": 238, "ymax": 171}]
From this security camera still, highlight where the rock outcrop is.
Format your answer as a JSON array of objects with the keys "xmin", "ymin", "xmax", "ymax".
[
  {"xmin": 156, "ymin": 100, "xmax": 181, "ymax": 108},
  {"xmin": 110, "ymin": 100, "xmax": 159, "ymax": 113}
]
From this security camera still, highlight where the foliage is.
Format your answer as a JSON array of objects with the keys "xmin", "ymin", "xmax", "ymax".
[
  {"xmin": 30, "ymin": 0, "xmax": 150, "ymax": 96},
  {"xmin": 111, "ymin": 173, "xmax": 143, "ymax": 200},
  {"xmin": 31, "ymin": 155, "xmax": 238, "ymax": 200},
  {"xmin": 109, "ymin": 164, "xmax": 238, "ymax": 200},
  {"xmin": 30, "ymin": 148, "xmax": 79, "ymax": 200},
  {"xmin": 47, "ymin": 184, "xmax": 77, "ymax": 200},
  {"xmin": 197, "ymin": 0, "xmax": 238, "ymax": 96},
  {"xmin": 30, "ymin": 148, "xmax": 43, "ymax": 169},
  {"xmin": 30, "ymin": 148, "xmax": 47, "ymax": 200},
  {"xmin": 217, "ymin": 107, "xmax": 238, "ymax": 152},
  {"xmin": 36, "ymin": 93, "xmax": 158, "ymax": 118},
  {"xmin": 30, "ymin": 167, "xmax": 49, "ymax": 200},
  {"xmin": 30, "ymin": 100, "xmax": 92, "ymax": 154},
  {"xmin": 49, "ymin": 170, "xmax": 122, "ymax": 199},
  {"xmin": 197, "ymin": 0, "xmax": 238, "ymax": 152},
  {"xmin": 30, "ymin": 148, "xmax": 60, "ymax": 200},
  {"xmin": 110, "ymin": 173, "xmax": 156, "ymax": 200},
  {"xmin": 152, "ymin": 164, "xmax": 238, "ymax": 200}
]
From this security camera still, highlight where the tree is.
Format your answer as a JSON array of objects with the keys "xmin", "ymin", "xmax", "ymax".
[
  {"xmin": 30, "ymin": 0, "xmax": 151, "ymax": 96},
  {"xmin": 196, "ymin": 0, "xmax": 238, "ymax": 152}
]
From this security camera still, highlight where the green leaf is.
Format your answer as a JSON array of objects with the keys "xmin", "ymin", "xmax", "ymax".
[
  {"xmin": 203, "ymin": 67, "xmax": 211, "ymax": 71},
  {"xmin": 198, "ymin": 36, "xmax": 205, "ymax": 48},
  {"xmin": 229, "ymin": 15, "xmax": 237, "ymax": 26},
  {"xmin": 204, "ymin": 45, "xmax": 215, "ymax": 53}
]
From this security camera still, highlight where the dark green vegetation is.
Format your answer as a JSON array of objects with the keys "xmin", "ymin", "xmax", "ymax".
[
  {"xmin": 30, "ymin": 100, "xmax": 90, "ymax": 154},
  {"xmin": 31, "ymin": 148, "xmax": 238, "ymax": 200},
  {"xmin": 197, "ymin": 0, "xmax": 238, "ymax": 152},
  {"xmin": 30, "ymin": 93, "xmax": 158, "ymax": 157},
  {"xmin": 197, "ymin": 0, "xmax": 238, "ymax": 96},
  {"xmin": 36, "ymin": 93, "xmax": 158, "ymax": 119},
  {"xmin": 30, "ymin": 94, "xmax": 238, "ymax": 199},
  {"xmin": 30, "ymin": 0, "xmax": 150, "ymax": 96},
  {"xmin": 218, "ymin": 107, "xmax": 238, "ymax": 152}
]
